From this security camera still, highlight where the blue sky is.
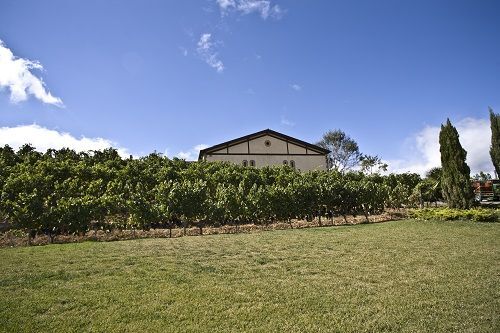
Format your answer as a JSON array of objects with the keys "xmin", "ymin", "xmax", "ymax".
[{"xmin": 1, "ymin": 0, "xmax": 499, "ymax": 174}]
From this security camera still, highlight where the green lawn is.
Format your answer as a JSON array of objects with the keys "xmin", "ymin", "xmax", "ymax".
[{"xmin": 1, "ymin": 220, "xmax": 499, "ymax": 332}]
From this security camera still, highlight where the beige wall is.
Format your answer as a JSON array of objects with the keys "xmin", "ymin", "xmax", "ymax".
[
  {"xmin": 249, "ymin": 135, "xmax": 287, "ymax": 153},
  {"xmin": 288, "ymin": 142, "xmax": 307, "ymax": 154},
  {"xmin": 228, "ymin": 141, "xmax": 247, "ymax": 153},
  {"xmin": 201, "ymin": 133, "xmax": 328, "ymax": 171},
  {"xmin": 205, "ymin": 154, "xmax": 327, "ymax": 171}
]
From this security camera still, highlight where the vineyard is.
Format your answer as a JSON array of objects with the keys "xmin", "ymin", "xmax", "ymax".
[{"xmin": 0, "ymin": 145, "xmax": 424, "ymax": 243}]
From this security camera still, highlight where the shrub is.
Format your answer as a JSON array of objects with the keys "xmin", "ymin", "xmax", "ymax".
[
  {"xmin": 466, "ymin": 208, "xmax": 498, "ymax": 222},
  {"xmin": 409, "ymin": 207, "xmax": 499, "ymax": 222}
]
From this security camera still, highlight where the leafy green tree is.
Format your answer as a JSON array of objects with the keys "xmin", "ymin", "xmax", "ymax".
[
  {"xmin": 360, "ymin": 155, "xmax": 388, "ymax": 174},
  {"xmin": 357, "ymin": 178, "xmax": 388, "ymax": 222},
  {"xmin": 213, "ymin": 183, "xmax": 241, "ymax": 226},
  {"xmin": 155, "ymin": 180, "xmax": 176, "ymax": 237},
  {"xmin": 439, "ymin": 119, "xmax": 474, "ymax": 209},
  {"xmin": 1, "ymin": 160, "xmax": 54, "ymax": 243},
  {"xmin": 472, "ymin": 172, "xmax": 492, "ymax": 181},
  {"xmin": 412, "ymin": 167, "xmax": 443, "ymax": 207},
  {"xmin": 426, "ymin": 167, "xmax": 442, "ymax": 181},
  {"xmin": 384, "ymin": 173, "xmax": 421, "ymax": 191},
  {"xmin": 489, "ymin": 107, "xmax": 500, "ymax": 177},
  {"xmin": 291, "ymin": 173, "xmax": 321, "ymax": 223},
  {"xmin": 121, "ymin": 157, "xmax": 164, "ymax": 230},
  {"xmin": 169, "ymin": 180, "xmax": 207, "ymax": 235},
  {"xmin": 0, "ymin": 145, "xmax": 19, "ymax": 220},
  {"xmin": 319, "ymin": 172, "xmax": 343, "ymax": 223},
  {"xmin": 387, "ymin": 181, "xmax": 411, "ymax": 210},
  {"xmin": 411, "ymin": 179, "xmax": 441, "ymax": 208},
  {"xmin": 0, "ymin": 144, "xmax": 18, "ymax": 162},
  {"xmin": 317, "ymin": 130, "xmax": 362, "ymax": 173},
  {"xmin": 0, "ymin": 141, "xmax": 429, "ymax": 239},
  {"xmin": 252, "ymin": 185, "xmax": 274, "ymax": 225},
  {"xmin": 336, "ymin": 180, "xmax": 360, "ymax": 223},
  {"xmin": 16, "ymin": 144, "xmax": 42, "ymax": 164},
  {"xmin": 244, "ymin": 184, "xmax": 262, "ymax": 223},
  {"xmin": 267, "ymin": 184, "xmax": 287, "ymax": 223}
]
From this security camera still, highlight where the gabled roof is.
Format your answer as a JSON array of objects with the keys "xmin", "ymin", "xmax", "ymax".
[{"xmin": 198, "ymin": 129, "xmax": 330, "ymax": 160}]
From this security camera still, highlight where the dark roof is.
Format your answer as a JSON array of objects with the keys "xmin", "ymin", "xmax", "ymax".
[{"xmin": 198, "ymin": 129, "xmax": 330, "ymax": 160}]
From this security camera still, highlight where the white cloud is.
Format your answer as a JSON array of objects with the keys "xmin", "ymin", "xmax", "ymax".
[
  {"xmin": 0, "ymin": 124, "xmax": 130, "ymax": 157},
  {"xmin": 179, "ymin": 46, "xmax": 188, "ymax": 57},
  {"xmin": 387, "ymin": 117, "xmax": 494, "ymax": 176},
  {"xmin": 176, "ymin": 144, "xmax": 209, "ymax": 161},
  {"xmin": 290, "ymin": 83, "xmax": 301, "ymax": 91},
  {"xmin": 217, "ymin": 0, "xmax": 284, "ymax": 19},
  {"xmin": 197, "ymin": 33, "xmax": 224, "ymax": 73},
  {"xmin": 217, "ymin": 0, "xmax": 236, "ymax": 11},
  {"xmin": 0, "ymin": 40, "xmax": 63, "ymax": 107},
  {"xmin": 280, "ymin": 116, "xmax": 295, "ymax": 127}
]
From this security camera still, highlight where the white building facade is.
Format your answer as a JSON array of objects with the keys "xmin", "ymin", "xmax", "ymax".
[{"xmin": 198, "ymin": 129, "xmax": 329, "ymax": 171}]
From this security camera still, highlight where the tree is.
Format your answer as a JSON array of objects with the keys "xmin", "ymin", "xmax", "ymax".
[
  {"xmin": 411, "ymin": 179, "xmax": 441, "ymax": 208},
  {"xmin": 387, "ymin": 181, "xmax": 411, "ymax": 210},
  {"xmin": 0, "ymin": 141, "xmax": 427, "ymax": 239},
  {"xmin": 421, "ymin": 167, "xmax": 443, "ymax": 206},
  {"xmin": 489, "ymin": 108, "xmax": 500, "ymax": 177},
  {"xmin": 472, "ymin": 172, "xmax": 492, "ymax": 181},
  {"xmin": 426, "ymin": 167, "xmax": 442, "ymax": 181},
  {"xmin": 1, "ymin": 160, "xmax": 54, "ymax": 243},
  {"xmin": 155, "ymin": 180, "xmax": 176, "ymax": 237},
  {"xmin": 0, "ymin": 145, "xmax": 18, "ymax": 221},
  {"xmin": 439, "ymin": 119, "xmax": 474, "ymax": 209},
  {"xmin": 169, "ymin": 180, "xmax": 207, "ymax": 235},
  {"xmin": 360, "ymin": 155, "xmax": 388, "ymax": 174},
  {"xmin": 317, "ymin": 130, "xmax": 362, "ymax": 173}
]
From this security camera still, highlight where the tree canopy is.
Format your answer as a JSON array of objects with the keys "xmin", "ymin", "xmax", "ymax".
[
  {"xmin": 439, "ymin": 119, "xmax": 474, "ymax": 209},
  {"xmin": 489, "ymin": 107, "xmax": 500, "ymax": 177},
  {"xmin": 316, "ymin": 129, "xmax": 362, "ymax": 173}
]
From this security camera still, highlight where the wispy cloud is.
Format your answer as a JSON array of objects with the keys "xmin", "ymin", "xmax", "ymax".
[
  {"xmin": 197, "ymin": 33, "xmax": 224, "ymax": 73},
  {"xmin": 176, "ymin": 144, "xmax": 209, "ymax": 161},
  {"xmin": 217, "ymin": 0, "xmax": 236, "ymax": 11},
  {"xmin": 179, "ymin": 46, "xmax": 188, "ymax": 57},
  {"xmin": 0, "ymin": 124, "xmax": 131, "ymax": 157},
  {"xmin": 280, "ymin": 115, "xmax": 295, "ymax": 127},
  {"xmin": 290, "ymin": 83, "xmax": 302, "ymax": 91},
  {"xmin": 0, "ymin": 40, "xmax": 63, "ymax": 107},
  {"xmin": 387, "ymin": 117, "xmax": 494, "ymax": 176},
  {"xmin": 216, "ymin": 0, "xmax": 284, "ymax": 20}
]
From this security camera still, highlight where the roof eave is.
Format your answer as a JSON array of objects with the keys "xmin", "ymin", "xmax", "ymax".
[{"xmin": 198, "ymin": 129, "xmax": 330, "ymax": 157}]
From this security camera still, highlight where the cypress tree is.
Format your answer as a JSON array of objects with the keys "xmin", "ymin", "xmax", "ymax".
[
  {"xmin": 489, "ymin": 108, "xmax": 500, "ymax": 178},
  {"xmin": 439, "ymin": 119, "xmax": 474, "ymax": 209}
]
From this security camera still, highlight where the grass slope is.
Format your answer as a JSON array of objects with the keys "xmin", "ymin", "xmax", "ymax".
[{"xmin": 0, "ymin": 220, "xmax": 499, "ymax": 332}]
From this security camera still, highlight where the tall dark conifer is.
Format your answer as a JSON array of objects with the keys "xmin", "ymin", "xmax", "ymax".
[
  {"xmin": 489, "ymin": 108, "xmax": 500, "ymax": 178},
  {"xmin": 439, "ymin": 119, "xmax": 474, "ymax": 209}
]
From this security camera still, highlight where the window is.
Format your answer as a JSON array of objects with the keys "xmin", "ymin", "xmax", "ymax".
[
  {"xmin": 290, "ymin": 160, "xmax": 295, "ymax": 169},
  {"xmin": 250, "ymin": 160, "xmax": 256, "ymax": 167},
  {"xmin": 283, "ymin": 160, "xmax": 288, "ymax": 166},
  {"xmin": 264, "ymin": 140, "xmax": 271, "ymax": 147},
  {"xmin": 242, "ymin": 160, "xmax": 248, "ymax": 167}
]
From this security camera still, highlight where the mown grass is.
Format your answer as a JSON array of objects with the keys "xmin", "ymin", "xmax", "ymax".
[{"xmin": 0, "ymin": 220, "xmax": 499, "ymax": 332}]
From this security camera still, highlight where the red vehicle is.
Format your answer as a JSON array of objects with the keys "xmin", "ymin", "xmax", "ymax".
[{"xmin": 472, "ymin": 179, "xmax": 500, "ymax": 201}]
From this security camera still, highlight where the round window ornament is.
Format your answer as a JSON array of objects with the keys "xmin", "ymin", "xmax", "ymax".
[{"xmin": 264, "ymin": 140, "xmax": 271, "ymax": 147}]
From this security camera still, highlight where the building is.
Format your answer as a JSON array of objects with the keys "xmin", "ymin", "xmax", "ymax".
[{"xmin": 198, "ymin": 129, "xmax": 330, "ymax": 171}]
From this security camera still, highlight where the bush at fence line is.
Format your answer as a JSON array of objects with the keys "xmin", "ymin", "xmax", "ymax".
[{"xmin": 409, "ymin": 207, "xmax": 499, "ymax": 222}]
